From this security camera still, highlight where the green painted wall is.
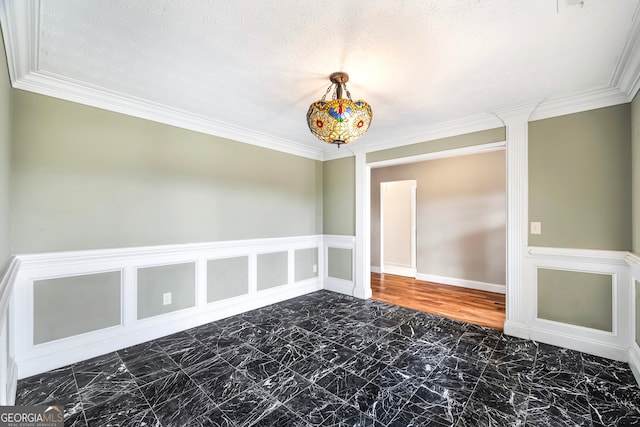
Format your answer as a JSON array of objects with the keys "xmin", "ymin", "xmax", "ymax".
[
  {"xmin": 323, "ymin": 156, "xmax": 355, "ymax": 236},
  {"xmin": 529, "ymin": 105, "xmax": 632, "ymax": 250},
  {"xmin": 0, "ymin": 35, "xmax": 11, "ymax": 265},
  {"xmin": 34, "ymin": 271, "xmax": 121, "ymax": 344},
  {"xmin": 632, "ymin": 92, "xmax": 640, "ymax": 254},
  {"xmin": 366, "ymin": 128, "xmax": 506, "ymax": 163},
  {"xmin": 10, "ymin": 90, "xmax": 323, "ymax": 253},
  {"xmin": 137, "ymin": 262, "xmax": 196, "ymax": 319},
  {"xmin": 537, "ymin": 269, "xmax": 612, "ymax": 332}
]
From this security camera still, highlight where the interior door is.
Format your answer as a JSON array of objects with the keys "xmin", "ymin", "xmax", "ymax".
[{"xmin": 381, "ymin": 180, "xmax": 417, "ymax": 277}]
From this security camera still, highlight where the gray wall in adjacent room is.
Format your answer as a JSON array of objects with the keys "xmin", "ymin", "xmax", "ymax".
[
  {"xmin": 537, "ymin": 269, "xmax": 613, "ymax": 332},
  {"xmin": 34, "ymin": 271, "xmax": 122, "ymax": 344},
  {"xmin": 257, "ymin": 252, "xmax": 288, "ymax": 290},
  {"xmin": 371, "ymin": 150, "xmax": 506, "ymax": 286},
  {"xmin": 207, "ymin": 256, "xmax": 249, "ymax": 303},
  {"xmin": 295, "ymin": 247, "xmax": 318, "ymax": 282},
  {"xmin": 328, "ymin": 247, "xmax": 353, "ymax": 281},
  {"xmin": 0, "ymin": 34, "xmax": 11, "ymax": 266},
  {"xmin": 10, "ymin": 90, "xmax": 323, "ymax": 253},
  {"xmin": 529, "ymin": 104, "xmax": 632, "ymax": 250},
  {"xmin": 137, "ymin": 262, "xmax": 196, "ymax": 319}
]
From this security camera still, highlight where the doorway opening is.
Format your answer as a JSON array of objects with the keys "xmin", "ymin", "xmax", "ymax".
[
  {"xmin": 380, "ymin": 180, "xmax": 417, "ymax": 278},
  {"xmin": 367, "ymin": 144, "xmax": 507, "ymax": 330}
]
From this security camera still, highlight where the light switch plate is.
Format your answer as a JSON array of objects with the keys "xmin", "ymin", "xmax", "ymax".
[
  {"xmin": 531, "ymin": 222, "xmax": 542, "ymax": 235},
  {"xmin": 163, "ymin": 292, "xmax": 172, "ymax": 305}
]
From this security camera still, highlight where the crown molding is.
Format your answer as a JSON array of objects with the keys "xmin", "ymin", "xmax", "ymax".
[
  {"xmin": 15, "ymin": 70, "xmax": 325, "ymax": 161},
  {"xmin": 2, "ymin": 0, "xmax": 640, "ymax": 162},
  {"xmin": 610, "ymin": 3, "xmax": 640, "ymax": 101},
  {"xmin": 529, "ymin": 86, "xmax": 631, "ymax": 122}
]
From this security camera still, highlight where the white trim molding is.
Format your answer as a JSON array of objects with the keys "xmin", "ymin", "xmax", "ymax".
[
  {"xmin": 494, "ymin": 104, "xmax": 537, "ymax": 340},
  {"xmin": 415, "ymin": 273, "xmax": 505, "ymax": 295},
  {"xmin": 384, "ymin": 265, "xmax": 417, "ymax": 279},
  {"xmin": 353, "ymin": 150, "xmax": 372, "ymax": 300},
  {"xmin": 13, "ymin": 235, "xmax": 332, "ymax": 378},
  {"xmin": 2, "ymin": 1, "xmax": 640, "ymax": 163},
  {"xmin": 0, "ymin": 257, "xmax": 19, "ymax": 405},
  {"xmin": 323, "ymin": 234, "xmax": 358, "ymax": 298},
  {"xmin": 628, "ymin": 253, "xmax": 640, "ymax": 385},
  {"xmin": 525, "ymin": 247, "xmax": 631, "ymax": 362},
  {"xmin": 630, "ymin": 343, "xmax": 640, "ymax": 386}
]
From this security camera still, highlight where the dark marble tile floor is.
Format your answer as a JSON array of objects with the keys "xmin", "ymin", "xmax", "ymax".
[{"xmin": 15, "ymin": 290, "xmax": 640, "ymax": 426}]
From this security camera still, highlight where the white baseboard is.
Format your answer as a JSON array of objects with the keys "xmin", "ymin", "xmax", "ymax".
[
  {"xmin": 323, "ymin": 277, "xmax": 354, "ymax": 297},
  {"xmin": 17, "ymin": 281, "xmax": 321, "ymax": 379},
  {"xmin": 529, "ymin": 325, "xmax": 627, "ymax": 362},
  {"xmin": 415, "ymin": 273, "xmax": 506, "ymax": 294},
  {"xmin": 629, "ymin": 342, "xmax": 640, "ymax": 386},
  {"xmin": 370, "ymin": 266, "xmax": 381, "ymax": 274},
  {"xmin": 503, "ymin": 320, "xmax": 530, "ymax": 339},
  {"xmin": 383, "ymin": 265, "xmax": 417, "ymax": 278}
]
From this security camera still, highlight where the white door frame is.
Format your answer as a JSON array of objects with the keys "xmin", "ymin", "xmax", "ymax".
[{"xmin": 353, "ymin": 109, "xmax": 533, "ymax": 337}]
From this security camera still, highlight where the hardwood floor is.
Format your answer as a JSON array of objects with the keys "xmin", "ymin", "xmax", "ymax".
[{"xmin": 371, "ymin": 273, "xmax": 506, "ymax": 330}]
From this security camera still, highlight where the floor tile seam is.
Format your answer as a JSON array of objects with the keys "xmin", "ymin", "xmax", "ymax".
[
  {"xmin": 277, "ymin": 388, "xmax": 363, "ymax": 427},
  {"xmin": 583, "ymin": 371, "xmax": 640, "ymax": 389},
  {"xmin": 67, "ymin": 365, "xmax": 88, "ymax": 427},
  {"xmin": 585, "ymin": 388, "xmax": 640, "ymax": 413},
  {"xmin": 525, "ymin": 394, "xmax": 595, "ymax": 427},
  {"xmin": 186, "ymin": 353, "xmax": 236, "ymax": 376},
  {"xmin": 185, "ymin": 362, "xmax": 262, "ymax": 409},
  {"xmin": 117, "ymin": 365, "xmax": 164, "ymax": 427},
  {"xmin": 448, "ymin": 357, "xmax": 493, "ymax": 425}
]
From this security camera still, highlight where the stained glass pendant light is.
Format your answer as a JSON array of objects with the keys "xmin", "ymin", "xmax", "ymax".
[{"xmin": 306, "ymin": 72, "xmax": 372, "ymax": 148}]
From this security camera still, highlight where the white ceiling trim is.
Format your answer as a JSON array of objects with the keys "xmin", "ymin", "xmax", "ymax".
[
  {"xmin": 14, "ymin": 69, "xmax": 324, "ymax": 161},
  {"xmin": 2, "ymin": 0, "xmax": 640, "ymax": 163},
  {"xmin": 609, "ymin": 4, "xmax": 640, "ymax": 100},
  {"xmin": 529, "ymin": 86, "xmax": 630, "ymax": 122}
]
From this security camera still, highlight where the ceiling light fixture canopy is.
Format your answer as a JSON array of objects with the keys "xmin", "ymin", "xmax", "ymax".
[{"xmin": 306, "ymin": 72, "xmax": 372, "ymax": 148}]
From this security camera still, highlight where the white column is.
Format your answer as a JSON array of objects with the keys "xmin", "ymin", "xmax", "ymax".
[
  {"xmin": 353, "ymin": 150, "xmax": 372, "ymax": 299},
  {"xmin": 496, "ymin": 105, "xmax": 537, "ymax": 338}
]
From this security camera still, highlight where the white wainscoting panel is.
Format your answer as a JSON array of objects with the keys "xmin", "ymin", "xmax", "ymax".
[
  {"xmin": 323, "ymin": 235, "xmax": 356, "ymax": 297},
  {"xmin": 525, "ymin": 247, "xmax": 630, "ymax": 362},
  {"xmin": 0, "ymin": 257, "xmax": 19, "ymax": 405},
  {"xmin": 627, "ymin": 253, "xmax": 640, "ymax": 384},
  {"xmin": 13, "ymin": 236, "xmax": 326, "ymax": 379}
]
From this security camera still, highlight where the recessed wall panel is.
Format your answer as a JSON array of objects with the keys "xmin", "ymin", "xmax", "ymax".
[
  {"xmin": 34, "ymin": 271, "xmax": 121, "ymax": 344},
  {"xmin": 328, "ymin": 248, "xmax": 352, "ymax": 281},
  {"xmin": 137, "ymin": 262, "xmax": 195, "ymax": 320},
  {"xmin": 295, "ymin": 248, "xmax": 318, "ymax": 282},
  {"xmin": 537, "ymin": 269, "xmax": 612, "ymax": 332},
  {"xmin": 207, "ymin": 256, "xmax": 248, "ymax": 302},
  {"xmin": 257, "ymin": 252, "xmax": 288, "ymax": 291}
]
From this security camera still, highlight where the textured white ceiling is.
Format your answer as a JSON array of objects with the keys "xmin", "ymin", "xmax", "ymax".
[{"xmin": 2, "ymin": 0, "xmax": 640, "ymax": 158}]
